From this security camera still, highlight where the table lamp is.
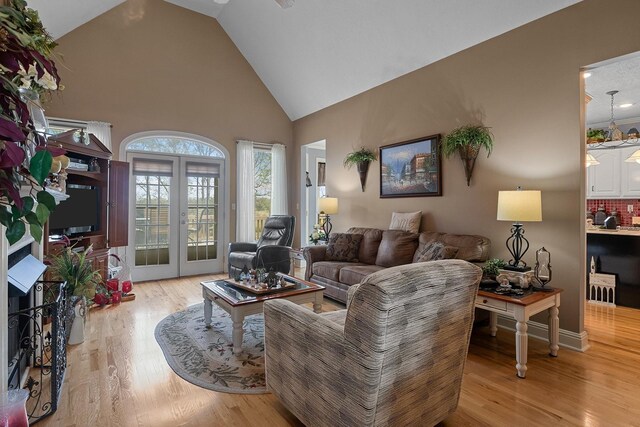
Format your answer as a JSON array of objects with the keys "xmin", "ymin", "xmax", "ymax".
[
  {"xmin": 497, "ymin": 188, "xmax": 542, "ymax": 271},
  {"xmin": 318, "ymin": 197, "xmax": 338, "ymax": 241}
]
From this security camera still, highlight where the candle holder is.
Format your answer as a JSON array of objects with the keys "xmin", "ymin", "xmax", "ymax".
[{"xmin": 534, "ymin": 247, "xmax": 553, "ymax": 291}]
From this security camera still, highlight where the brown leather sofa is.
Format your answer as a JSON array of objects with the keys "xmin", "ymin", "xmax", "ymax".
[{"xmin": 304, "ymin": 227, "xmax": 491, "ymax": 303}]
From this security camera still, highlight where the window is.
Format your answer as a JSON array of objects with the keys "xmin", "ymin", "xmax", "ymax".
[
  {"xmin": 127, "ymin": 137, "xmax": 225, "ymax": 158},
  {"xmin": 254, "ymin": 148, "xmax": 272, "ymax": 239}
]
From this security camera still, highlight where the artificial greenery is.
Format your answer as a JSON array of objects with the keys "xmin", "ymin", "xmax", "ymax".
[
  {"xmin": 586, "ymin": 128, "xmax": 606, "ymax": 140},
  {"xmin": 482, "ymin": 258, "xmax": 507, "ymax": 278},
  {"xmin": 343, "ymin": 147, "xmax": 378, "ymax": 169},
  {"xmin": 0, "ymin": 0, "xmax": 63, "ymax": 244},
  {"xmin": 441, "ymin": 125, "xmax": 494, "ymax": 158},
  {"xmin": 48, "ymin": 244, "xmax": 101, "ymax": 299}
]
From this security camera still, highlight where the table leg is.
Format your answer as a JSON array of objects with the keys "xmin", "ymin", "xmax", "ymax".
[
  {"xmin": 313, "ymin": 292, "xmax": 323, "ymax": 314},
  {"xmin": 548, "ymin": 305, "xmax": 560, "ymax": 357},
  {"xmin": 515, "ymin": 314, "xmax": 528, "ymax": 379},
  {"xmin": 231, "ymin": 311, "xmax": 244, "ymax": 354},
  {"xmin": 203, "ymin": 297, "xmax": 212, "ymax": 328},
  {"xmin": 489, "ymin": 312, "xmax": 498, "ymax": 337}
]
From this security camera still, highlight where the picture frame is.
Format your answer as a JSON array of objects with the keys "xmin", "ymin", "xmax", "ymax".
[{"xmin": 379, "ymin": 134, "xmax": 441, "ymax": 198}]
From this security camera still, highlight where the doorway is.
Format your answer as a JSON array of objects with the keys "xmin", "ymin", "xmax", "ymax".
[
  {"xmin": 583, "ymin": 52, "xmax": 640, "ymax": 346},
  {"xmin": 122, "ymin": 132, "xmax": 228, "ymax": 281},
  {"xmin": 300, "ymin": 140, "xmax": 326, "ymax": 246}
]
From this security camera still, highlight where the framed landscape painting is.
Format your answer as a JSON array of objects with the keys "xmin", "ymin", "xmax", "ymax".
[{"xmin": 379, "ymin": 135, "xmax": 441, "ymax": 198}]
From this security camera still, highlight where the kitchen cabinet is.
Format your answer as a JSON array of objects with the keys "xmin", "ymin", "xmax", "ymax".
[
  {"xmin": 587, "ymin": 231, "xmax": 640, "ymax": 309},
  {"xmin": 621, "ymin": 146, "xmax": 640, "ymax": 197},
  {"xmin": 587, "ymin": 149, "xmax": 621, "ymax": 198}
]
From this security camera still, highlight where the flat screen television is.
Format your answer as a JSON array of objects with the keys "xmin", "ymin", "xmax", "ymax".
[{"xmin": 48, "ymin": 186, "xmax": 100, "ymax": 234}]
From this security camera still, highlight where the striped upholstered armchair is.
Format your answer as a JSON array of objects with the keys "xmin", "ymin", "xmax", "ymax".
[{"xmin": 263, "ymin": 259, "xmax": 482, "ymax": 427}]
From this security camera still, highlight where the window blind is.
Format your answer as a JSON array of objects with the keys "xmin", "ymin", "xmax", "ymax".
[
  {"xmin": 185, "ymin": 161, "xmax": 220, "ymax": 178},
  {"xmin": 132, "ymin": 158, "xmax": 173, "ymax": 177}
]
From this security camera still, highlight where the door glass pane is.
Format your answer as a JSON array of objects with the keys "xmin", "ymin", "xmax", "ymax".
[
  {"xmin": 135, "ymin": 175, "xmax": 171, "ymax": 266},
  {"xmin": 254, "ymin": 149, "xmax": 271, "ymax": 240},
  {"xmin": 186, "ymin": 176, "xmax": 218, "ymax": 261}
]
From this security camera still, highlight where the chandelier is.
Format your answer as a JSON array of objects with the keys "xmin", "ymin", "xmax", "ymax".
[{"xmin": 587, "ymin": 90, "xmax": 640, "ymax": 164}]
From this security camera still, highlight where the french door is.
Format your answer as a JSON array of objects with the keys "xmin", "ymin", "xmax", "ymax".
[{"xmin": 127, "ymin": 153, "xmax": 224, "ymax": 281}]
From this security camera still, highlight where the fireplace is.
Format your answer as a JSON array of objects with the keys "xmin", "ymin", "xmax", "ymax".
[{"xmin": 7, "ymin": 242, "xmax": 67, "ymax": 424}]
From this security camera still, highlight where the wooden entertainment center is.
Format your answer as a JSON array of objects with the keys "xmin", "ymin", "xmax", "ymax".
[{"xmin": 44, "ymin": 130, "xmax": 129, "ymax": 283}]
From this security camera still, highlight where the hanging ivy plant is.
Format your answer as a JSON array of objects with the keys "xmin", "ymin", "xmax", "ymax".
[{"xmin": 0, "ymin": 0, "xmax": 63, "ymax": 244}]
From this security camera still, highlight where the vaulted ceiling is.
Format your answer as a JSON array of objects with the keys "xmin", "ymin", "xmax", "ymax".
[{"xmin": 29, "ymin": 0, "xmax": 582, "ymax": 120}]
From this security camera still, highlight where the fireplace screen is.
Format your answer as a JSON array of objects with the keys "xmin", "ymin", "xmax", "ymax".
[{"xmin": 8, "ymin": 281, "xmax": 68, "ymax": 424}]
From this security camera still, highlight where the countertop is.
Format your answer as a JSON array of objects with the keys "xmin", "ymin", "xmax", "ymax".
[{"xmin": 587, "ymin": 228, "xmax": 640, "ymax": 236}]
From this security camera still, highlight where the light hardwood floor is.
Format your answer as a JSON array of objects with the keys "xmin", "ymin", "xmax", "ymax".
[{"xmin": 41, "ymin": 275, "xmax": 640, "ymax": 427}]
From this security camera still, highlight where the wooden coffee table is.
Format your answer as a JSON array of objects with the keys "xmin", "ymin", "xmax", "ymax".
[{"xmin": 200, "ymin": 275, "xmax": 324, "ymax": 353}]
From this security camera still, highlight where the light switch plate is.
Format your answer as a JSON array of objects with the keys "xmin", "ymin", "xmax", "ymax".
[{"xmin": 628, "ymin": 204, "xmax": 634, "ymax": 213}]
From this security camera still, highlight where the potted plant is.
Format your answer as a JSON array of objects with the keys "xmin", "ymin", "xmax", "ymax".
[
  {"xmin": 344, "ymin": 147, "xmax": 377, "ymax": 192},
  {"xmin": 0, "ymin": 0, "xmax": 64, "ymax": 245},
  {"xmin": 482, "ymin": 258, "xmax": 507, "ymax": 281},
  {"xmin": 48, "ymin": 244, "xmax": 102, "ymax": 344},
  {"xmin": 441, "ymin": 125, "xmax": 494, "ymax": 186},
  {"xmin": 586, "ymin": 128, "xmax": 606, "ymax": 143}
]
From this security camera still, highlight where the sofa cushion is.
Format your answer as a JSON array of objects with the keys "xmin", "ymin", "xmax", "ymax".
[
  {"xmin": 389, "ymin": 211, "xmax": 422, "ymax": 233},
  {"xmin": 346, "ymin": 227, "xmax": 383, "ymax": 265},
  {"xmin": 326, "ymin": 233, "xmax": 363, "ymax": 262},
  {"xmin": 413, "ymin": 241, "xmax": 459, "ymax": 262},
  {"xmin": 312, "ymin": 261, "xmax": 366, "ymax": 282},
  {"xmin": 339, "ymin": 265, "xmax": 385, "ymax": 286},
  {"xmin": 375, "ymin": 230, "xmax": 419, "ymax": 268},
  {"xmin": 418, "ymin": 232, "xmax": 491, "ymax": 262}
]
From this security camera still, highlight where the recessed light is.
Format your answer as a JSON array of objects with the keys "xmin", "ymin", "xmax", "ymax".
[
  {"xmin": 619, "ymin": 103, "xmax": 634, "ymax": 108},
  {"xmin": 583, "ymin": 72, "xmax": 592, "ymax": 78}
]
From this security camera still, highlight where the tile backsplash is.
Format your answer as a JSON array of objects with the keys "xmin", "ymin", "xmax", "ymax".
[{"xmin": 587, "ymin": 199, "xmax": 640, "ymax": 226}]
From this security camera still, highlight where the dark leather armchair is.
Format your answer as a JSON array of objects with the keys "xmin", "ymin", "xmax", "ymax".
[{"xmin": 228, "ymin": 215, "xmax": 295, "ymax": 278}]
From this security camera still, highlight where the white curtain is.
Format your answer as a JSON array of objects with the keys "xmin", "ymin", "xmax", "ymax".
[
  {"xmin": 86, "ymin": 121, "xmax": 112, "ymax": 151},
  {"xmin": 271, "ymin": 143, "xmax": 288, "ymax": 215},
  {"xmin": 236, "ymin": 140, "xmax": 255, "ymax": 242}
]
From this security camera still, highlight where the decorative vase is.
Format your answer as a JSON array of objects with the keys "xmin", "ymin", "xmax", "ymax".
[
  {"xmin": 458, "ymin": 145, "xmax": 480, "ymax": 186},
  {"xmin": 65, "ymin": 295, "xmax": 82, "ymax": 341},
  {"xmin": 356, "ymin": 161, "xmax": 370, "ymax": 192},
  {"xmin": 68, "ymin": 298, "xmax": 87, "ymax": 345},
  {"xmin": 0, "ymin": 389, "xmax": 29, "ymax": 427}
]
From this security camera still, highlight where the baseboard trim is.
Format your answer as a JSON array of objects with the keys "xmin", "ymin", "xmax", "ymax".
[{"xmin": 496, "ymin": 316, "xmax": 591, "ymax": 352}]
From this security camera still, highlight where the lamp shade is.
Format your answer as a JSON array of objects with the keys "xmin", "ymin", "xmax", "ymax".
[
  {"xmin": 624, "ymin": 148, "xmax": 640, "ymax": 164},
  {"xmin": 318, "ymin": 197, "xmax": 338, "ymax": 215},
  {"xmin": 497, "ymin": 190, "xmax": 542, "ymax": 222},
  {"xmin": 586, "ymin": 153, "xmax": 600, "ymax": 167}
]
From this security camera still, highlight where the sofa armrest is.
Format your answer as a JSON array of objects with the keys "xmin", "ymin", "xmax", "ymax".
[
  {"xmin": 303, "ymin": 245, "xmax": 327, "ymax": 280},
  {"xmin": 346, "ymin": 283, "xmax": 360, "ymax": 309},
  {"xmin": 228, "ymin": 242, "xmax": 257, "ymax": 253}
]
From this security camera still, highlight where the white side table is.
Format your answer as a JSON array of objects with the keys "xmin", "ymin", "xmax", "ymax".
[{"xmin": 476, "ymin": 288, "xmax": 562, "ymax": 378}]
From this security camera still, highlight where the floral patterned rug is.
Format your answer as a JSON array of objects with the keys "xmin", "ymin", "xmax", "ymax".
[{"xmin": 154, "ymin": 303, "xmax": 267, "ymax": 394}]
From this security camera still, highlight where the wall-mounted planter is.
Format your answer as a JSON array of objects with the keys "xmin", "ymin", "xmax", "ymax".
[
  {"xmin": 356, "ymin": 161, "xmax": 370, "ymax": 192},
  {"xmin": 344, "ymin": 148, "xmax": 377, "ymax": 192},
  {"xmin": 442, "ymin": 125, "xmax": 494, "ymax": 187}
]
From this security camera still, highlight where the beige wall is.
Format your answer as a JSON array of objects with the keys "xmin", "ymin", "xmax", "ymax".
[
  {"xmin": 44, "ymin": 0, "xmax": 293, "ymax": 241},
  {"xmin": 293, "ymin": 0, "xmax": 640, "ymax": 334}
]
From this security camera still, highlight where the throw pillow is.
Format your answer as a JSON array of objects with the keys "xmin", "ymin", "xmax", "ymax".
[
  {"xmin": 375, "ymin": 230, "xmax": 419, "ymax": 267},
  {"xmin": 414, "ymin": 241, "xmax": 459, "ymax": 262},
  {"xmin": 325, "ymin": 233, "xmax": 363, "ymax": 262},
  {"xmin": 389, "ymin": 211, "xmax": 422, "ymax": 233}
]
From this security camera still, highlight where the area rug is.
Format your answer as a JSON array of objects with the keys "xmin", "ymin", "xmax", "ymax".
[{"xmin": 154, "ymin": 303, "xmax": 267, "ymax": 394}]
